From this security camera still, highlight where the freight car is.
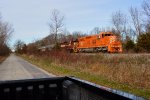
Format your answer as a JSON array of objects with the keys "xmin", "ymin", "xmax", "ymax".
[{"xmin": 61, "ymin": 32, "xmax": 122, "ymax": 53}]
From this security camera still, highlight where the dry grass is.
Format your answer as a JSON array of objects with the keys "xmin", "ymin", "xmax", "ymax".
[
  {"xmin": 22, "ymin": 52, "xmax": 150, "ymax": 99},
  {"xmin": 0, "ymin": 56, "xmax": 7, "ymax": 63},
  {"xmin": 36, "ymin": 51, "xmax": 150, "ymax": 89}
]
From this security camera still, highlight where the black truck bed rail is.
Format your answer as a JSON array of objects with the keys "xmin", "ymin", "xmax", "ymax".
[{"xmin": 0, "ymin": 76, "xmax": 145, "ymax": 100}]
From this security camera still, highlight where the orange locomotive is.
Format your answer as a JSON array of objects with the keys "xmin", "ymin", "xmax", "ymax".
[{"xmin": 61, "ymin": 32, "xmax": 122, "ymax": 53}]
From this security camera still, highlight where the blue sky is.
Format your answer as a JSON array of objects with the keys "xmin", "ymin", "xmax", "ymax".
[{"xmin": 0, "ymin": 0, "xmax": 143, "ymax": 47}]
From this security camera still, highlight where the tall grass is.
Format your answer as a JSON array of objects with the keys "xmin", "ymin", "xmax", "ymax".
[
  {"xmin": 27, "ymin": 51, "xmax": 150, "ymax": 89},
  {"xmin": 22, "ymin": 52, "xmax": 150, "ymax": 98}
]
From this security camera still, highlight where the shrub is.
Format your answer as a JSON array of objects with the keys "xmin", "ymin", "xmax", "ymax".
[
  {"xmin": 27, "ymin": 43, "xmax": 39, "ymax": 54},
  {"xmin": 0, "ymin": 44, "xmax": 11, "ymax": 56},
  {"xmin": 137, "ymin": 33, "xmax": 150, "ymax": 52},
  {"xmin": 124, "ymin": 39, "xmax": 135, "ymax": 52}
]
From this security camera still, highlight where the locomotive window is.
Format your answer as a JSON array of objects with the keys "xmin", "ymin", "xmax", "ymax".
[
  {"xmin": 102, "ymin": 34, "xmax": 113, "ymax": 38},
  {"xmin": 105, "ymin": 34, "xmax": 113, "ymax": 36}
]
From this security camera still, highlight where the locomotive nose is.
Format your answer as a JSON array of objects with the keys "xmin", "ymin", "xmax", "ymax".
[
  {"xmin": 110, "ymin": 36, "xmax": 118, "ymax": 43},
  {"xmin": 109, "ymin": 36, "xmax": 122, "ymax": 53}
]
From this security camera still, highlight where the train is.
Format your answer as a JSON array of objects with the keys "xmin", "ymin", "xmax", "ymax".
[{"xmin": 60, "ymin": 32, "xmax": 122, "ymax": 53}]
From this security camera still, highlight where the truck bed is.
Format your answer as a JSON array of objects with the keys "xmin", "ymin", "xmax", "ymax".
[{"xmin": 0, "ymin": 76, "xmax": 145, "ymax": 100}]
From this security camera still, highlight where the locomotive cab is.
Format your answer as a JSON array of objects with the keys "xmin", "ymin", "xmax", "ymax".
[
  {"xmin": 100, "ymin": 32, "xmax": 122, "ymax": 53},
  {"xmin": 101, "ymin": 32, "xmax": 114, "ymax": 38}
]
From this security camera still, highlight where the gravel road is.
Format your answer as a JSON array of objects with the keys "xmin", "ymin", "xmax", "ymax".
[{"xmin": 0, "ymin": 54, "xmax": 55, "ymax": 81}]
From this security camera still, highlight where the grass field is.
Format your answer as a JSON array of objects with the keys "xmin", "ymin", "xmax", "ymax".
[{"xmin": 21, "ymin": 52, "xmax": 150, "ymax": 99}]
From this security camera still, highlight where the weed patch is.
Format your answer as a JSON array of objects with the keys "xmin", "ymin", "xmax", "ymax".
[{"xmin": 21, "ymin": 53, "xmax": 150, "ymax": 99}]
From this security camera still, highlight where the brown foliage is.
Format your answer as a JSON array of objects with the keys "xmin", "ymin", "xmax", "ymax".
[
  {"xmin": 31, "ymin": 52, "xmax": 150, "ymax": 89},
  {"xmin": 27, "ymin": 43, "xmax": 39, "ymax": 54}
]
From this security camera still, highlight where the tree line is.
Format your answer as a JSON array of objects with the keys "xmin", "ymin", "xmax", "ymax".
[
  {"xmin": 15, "ymin": 0, "xmax": 150, "ymax": 54},
  {"xmin": 111, "ymin": 0, "xmax": 150, "ymax": 52},
  {"xmin": 0, "ymin": 14, "xmax": 13, "ymax": 56}
]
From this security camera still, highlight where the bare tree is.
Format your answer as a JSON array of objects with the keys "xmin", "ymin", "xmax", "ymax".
[
  {"xmin": 90, "ymin": 27, "xmax": 101, "ymax": 34},
  {"xmin": 129, "ymin": 7, "xmax": 142, "ymax": 36},
  {"xmin": 0, "ymin": 17, "xmax": 13, "ymax": 45},
  {"xmin": 142, "ymin": 0, "xmax": 150, "ymax": 32},
  {"xmin": 14, "ymin": 40, "xmax": 24, "ymax": 53},
  {"xmin": 49, "ymin": 9, "xmax": 64, "ymax": 43},
  {"xmin": 142, "ymin": 0, "xmax": 150, "ymax": 19},
  {"xmin": 112, "ymin": 11, "xmax": 128, "ymax": 40},
  {"xmin": 0, "ymin": 14, "xmax": 13, "ymax": 55},
  {"xmin": 72, "ymin": 31, "xmax": 85, "ymax": 38}
]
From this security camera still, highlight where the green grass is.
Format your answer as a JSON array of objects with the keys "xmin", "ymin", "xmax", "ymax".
[{"xmin": 21, "ymin": 54, "xmax": 150, "ymax": 99}]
